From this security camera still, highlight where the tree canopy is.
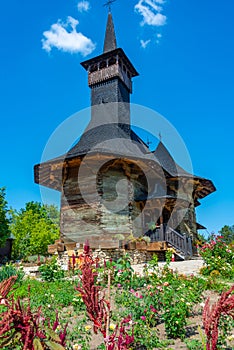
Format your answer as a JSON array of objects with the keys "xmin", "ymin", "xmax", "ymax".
[
  {"xmin": 219, "ymin": 225, "xmax": 234, "ymax": 244},
  {"xmin": 10, "ymin": 202, "xmax": 60, "ymax": 259},
  {"xmin": 0, "ymin": 187, "xmax": 10, "ymax": 247}
]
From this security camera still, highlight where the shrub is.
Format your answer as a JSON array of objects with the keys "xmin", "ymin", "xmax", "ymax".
[
  {"xmin": 0, "ymin": 263, "xmax": 24, "ymax": 283},
  {"xmin": 199, "ymin": 235, "xmax": 234, "ymax": 279},
  {"xmin": 39, "ymin": 256, "xmax": 64, "ymax": 282}
]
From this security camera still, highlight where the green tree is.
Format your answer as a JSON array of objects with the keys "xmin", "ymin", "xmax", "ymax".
[
  {"xmin": 10, "ymin": 202, "xmax": 60, "ymax": 259},
  {"xmin": 44, "ymin": 204, "xmax": 60, "ymax": 226},
  {"xmin": 0, "ymin": 187, "xmax": 10, "ymax": 247},
  {"xmin": 219, "ymin": 225, "xmax": 234, "ymax": 244}
]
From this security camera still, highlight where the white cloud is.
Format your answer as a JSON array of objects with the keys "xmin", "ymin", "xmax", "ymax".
[
  {"xmin": 135, "ymin": 0, "xmax": 167, "ymax": 27},
  {"xmin": 156, "ymin": 33, "xmax": 162, "ymax": 44},
  {"xmin": 42, "ymin": 16, "xmax": 95, "ymax": 56},
  {"xmin": 77, "ymin": 1, "xmax": 90, "ymax": 13},
  {"xmin": 140, "ymin": 39, "xmax": 151, "ymax": 48}
]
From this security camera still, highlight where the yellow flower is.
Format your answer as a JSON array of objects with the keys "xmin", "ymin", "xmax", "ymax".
[
  {"xmin": 227, "ymin": 334, "xmax": 234, "ymax": 341},
  {"xmin": 109, "ymin": 323, "xmax": 116, "ymax": 331},
  {"xmin": 85, "ymin": 325, "xmax": 92, "ymax": 331}
]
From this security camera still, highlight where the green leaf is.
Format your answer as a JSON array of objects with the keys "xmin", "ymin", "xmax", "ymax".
[
  {"xmin": 33, "ymin": 337, "xmax": 44, "ymax": 350},
  {"xmin": 45, "ymin": 327, "xmax": 61, "ymax": 342},
  {"xmin": 0, "ymin": 331, "xmax": 18, "ymax": 347},
  {"xmin": 44, "ymin": 341, "xmax": 66, "ymax": 350}
]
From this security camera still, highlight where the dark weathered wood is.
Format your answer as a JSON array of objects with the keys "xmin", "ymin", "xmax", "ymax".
[{"xmin": 34, "ymin": 15, "xmax": 216, "ymax": 256}]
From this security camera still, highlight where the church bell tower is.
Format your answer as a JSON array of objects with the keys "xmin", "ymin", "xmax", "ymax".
[{"xmin": 81, "ymin": 10, "xmax": 139, "ymax": 132}]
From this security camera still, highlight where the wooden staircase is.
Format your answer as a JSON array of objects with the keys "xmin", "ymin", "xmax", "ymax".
[{"xmin": 150, "ymin": 225, "xmax": 193, "ymax": 260}]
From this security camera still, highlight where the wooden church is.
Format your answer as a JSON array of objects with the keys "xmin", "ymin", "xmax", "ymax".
[{"xmin": 34, "ymin": 11, "xmax": 215, "ymax": 258}]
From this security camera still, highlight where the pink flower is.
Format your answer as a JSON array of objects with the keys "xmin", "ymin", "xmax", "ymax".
[
  {"xmin": 117, "ymin": 284, "xmax": 122, "ymax": 288},
  {"xmin": 140, "ymin": 316, "xmax": 146, "ymax": 321},
  {"xmin": 150, "ymin": 305, "xmax": 157, "ymax": 313},
  {"xmin": 139, "ymin": 295, "xmax": 143, "ymax": 299}
]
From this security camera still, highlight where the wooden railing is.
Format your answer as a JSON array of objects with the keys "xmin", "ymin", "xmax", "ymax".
[{"xmin": 149, "ymin": 225, "xmax": 193, "ymax": 257}]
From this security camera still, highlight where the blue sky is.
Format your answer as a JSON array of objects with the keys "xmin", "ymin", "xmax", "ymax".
[{"xmin": 0, "ymin": 0, "xmax": 233, "ymax": 234}]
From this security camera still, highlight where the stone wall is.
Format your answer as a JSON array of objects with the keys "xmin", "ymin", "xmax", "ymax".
[{"xmin": 57, "ymin": 248, "xmax": 165, "ymax": 269}]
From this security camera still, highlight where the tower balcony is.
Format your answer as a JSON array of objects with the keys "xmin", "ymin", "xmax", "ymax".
[{"xmin": 88, "ymin": 63, "xmax": 132, "ymax": 93}]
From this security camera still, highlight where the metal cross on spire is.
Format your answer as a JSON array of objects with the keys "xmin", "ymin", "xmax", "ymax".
[
  {"xmin": 146, "ymin": 137, "xmax": 152, "ymax": 149},
  {"xmin": 104, "ymin": 0, "xmax": 116, "ymax": 12}
]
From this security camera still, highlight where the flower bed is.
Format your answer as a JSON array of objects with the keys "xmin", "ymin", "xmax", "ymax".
[
  {"xmin": 199, "ymin": 235, "xmax": 234, "ymax": 279},
  {"xmin": 0, "ymin": 245, "xmax": 233, "ymax": 350}
]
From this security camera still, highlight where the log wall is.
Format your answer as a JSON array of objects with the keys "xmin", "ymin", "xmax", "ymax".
[{"xmin": 60, "ymin": 159, "xmax": 148, "ymax": 244}]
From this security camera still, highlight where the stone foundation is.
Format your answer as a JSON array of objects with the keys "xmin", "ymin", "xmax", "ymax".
[{"xmin": 57, "ymin": 248, "xmax": 166, "ymax": 269}]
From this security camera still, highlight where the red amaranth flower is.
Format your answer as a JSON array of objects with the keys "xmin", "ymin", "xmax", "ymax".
[
  {"xmin": 75, "ymin": 245, "xmax": 109, "ymax": 337},
  {"xmin": 203, "ymin": 285, "xmax": 234, "ymax": 350},
  {"xmin": 0, "ymin": 278, "xmax": 67, "ymax": 349}
]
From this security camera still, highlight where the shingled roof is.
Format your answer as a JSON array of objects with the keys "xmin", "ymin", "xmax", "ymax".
[
  {"xmin": 154, "ymin": 142, "xmax": 216, "ymax": 198},
  {"xmin": 154, "ymin": 142, "xmax": 192, "ymax": 177},
  {"xmin": 103, "ymin": 12, "xmax": 117, "ymax": 53}
]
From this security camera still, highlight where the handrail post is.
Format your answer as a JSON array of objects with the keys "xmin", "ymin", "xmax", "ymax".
[
  {"xmin": 183, "ymin": 235, "xmax": 187, "ymax": 255},
  {"xmin": 159, "ymin": 224, "xmax": 164, "ymax": 241},
  {"xmin": 188, "ymin": 236, "xmax": 193, "ymax": 255}
]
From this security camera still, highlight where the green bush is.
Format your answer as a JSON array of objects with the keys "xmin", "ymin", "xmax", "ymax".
[
  {"xmin": 39, "ymin": 256, "xmax": 64, "ymax": 282},
  {"xmin": 0, "ymin": 263, "xmax": 24, "ymax": 283},
  {"xmin": 199, "ymin": 235, "xmax": 234, "ymax": 279}
]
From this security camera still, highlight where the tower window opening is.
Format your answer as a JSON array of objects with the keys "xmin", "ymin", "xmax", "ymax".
[
  {"xmin": 99, "ymin": 61, "xmax": 107, "ymax": 69},
  {"xmin": 90, "ymin": 64, "xmax": 98, "ymax": 73},
  {"xmin": 109, "ymin": 57, "xmax": 117, "ymax": 66}
]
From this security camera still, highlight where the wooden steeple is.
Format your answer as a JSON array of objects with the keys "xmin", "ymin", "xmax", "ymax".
[{"xmin": 103, "ymin": 11, "xmax": 117, "ymax": 53}]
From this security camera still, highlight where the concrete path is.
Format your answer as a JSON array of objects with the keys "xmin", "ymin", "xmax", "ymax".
[{"xmin": 132, "ymin": 258, "xmax": 204, "ymax": 276}]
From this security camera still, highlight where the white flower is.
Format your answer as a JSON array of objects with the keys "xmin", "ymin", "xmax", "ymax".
[{"xmin": 73, "ymin": 344, "xmax": 82, "ymax": 350}]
